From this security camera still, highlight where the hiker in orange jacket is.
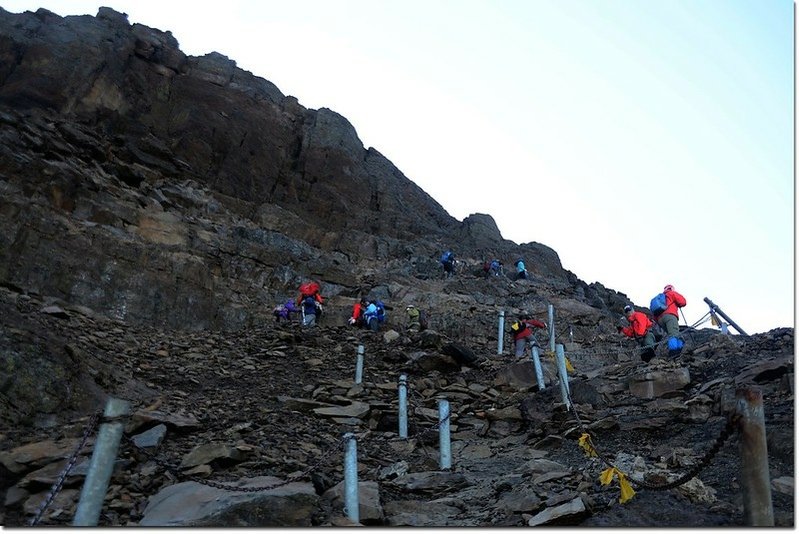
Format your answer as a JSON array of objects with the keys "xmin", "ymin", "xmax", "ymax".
[
  {"xmin": 655, "ymin": 284, "xmax": 686, "ymax": 338},
  {"xmin": 618, "ymin": 305, "xmax": 656, "ymax": 362},
  {"xmin": 513, "ymin": 315, "xmax": 547, "ymax": 357}
]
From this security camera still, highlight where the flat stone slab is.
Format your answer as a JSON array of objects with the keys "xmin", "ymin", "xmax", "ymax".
[{"xmin": 140, "ymin": 476, "xmax": 317, "ymax": 527}]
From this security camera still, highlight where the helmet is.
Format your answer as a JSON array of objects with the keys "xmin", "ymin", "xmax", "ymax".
[
  {"xmin": 664, "ymin": 285, "xmax": 674, "ymax": 292},
  {"xmin": 623, "ymin": 305, "xmax": 633, "ymax": 313}
]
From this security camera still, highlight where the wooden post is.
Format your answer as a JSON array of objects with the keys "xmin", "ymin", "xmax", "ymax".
[{"xmin": 736, "ymin": 387, "xmax": 774, "ymax": 526}]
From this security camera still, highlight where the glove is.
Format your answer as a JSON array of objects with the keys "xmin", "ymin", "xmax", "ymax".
[{"xmin": 348, "ymin": 317, "xmax": 356, "ymax": 325}]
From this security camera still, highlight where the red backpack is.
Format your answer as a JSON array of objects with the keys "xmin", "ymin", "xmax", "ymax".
[{"xmin": 299, "ymin": 281, "xmax": 320, "ymax": 298}]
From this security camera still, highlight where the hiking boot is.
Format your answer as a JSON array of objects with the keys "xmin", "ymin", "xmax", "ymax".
[{"xmin": 641, "ymin": 348, "xmax": 656, "ymax": 363}]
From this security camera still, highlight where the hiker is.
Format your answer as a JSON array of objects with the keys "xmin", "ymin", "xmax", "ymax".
[
  {"xmin": 618, "ymin": 304, "xmax": 656, "ymax": 362},
  {"xmin": 363, "ymin": 300, "xmax": 386, "ymax": 332},
  {"xmin": 512, "ymin": 315, "xmax": 547, "ymax": 357},
  {"xmin": 348, "ymin": 298, "xmax": 369, "ymax": 327},
  {"xmin": 652, "ymin": 284, "xmax": 687, "ymax": 357},
  {"xmin": 514, "ymin": 258, "xmax": 528, "ymax": 280},
  {"xmin": 440, "ymin": 250, "xmax": 456, "ymax": 278},
  {"xmin": 487, "ymin": 258, "xmax": 502, "ymax": 276},
  {"xmin": 406, "ymin": 305, "xmax": 428, "ymax": 332},
  {"xmin": 273, "ymin": 299, "xmax": 298, "ymax": 323},
  {"xmin": 300, "ymin": 294, "xmax": 320, "ymax": 326}
]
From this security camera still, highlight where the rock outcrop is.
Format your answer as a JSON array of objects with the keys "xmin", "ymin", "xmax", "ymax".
[{"xmin": 0, "ymin": 6, "xmax": 601, "ymax": 333}]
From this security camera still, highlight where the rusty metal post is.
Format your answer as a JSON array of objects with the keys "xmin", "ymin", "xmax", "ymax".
[{"xmin": 736, "ymin": 387, "xmax": 774, "ymax": 526}]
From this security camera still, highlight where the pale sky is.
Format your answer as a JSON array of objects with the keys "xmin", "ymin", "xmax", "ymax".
[{"xmin": 2, "ymin": 0, "xmax": 794, "ymax": 334}]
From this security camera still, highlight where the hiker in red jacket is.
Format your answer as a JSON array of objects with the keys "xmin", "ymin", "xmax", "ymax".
[
  {"xmin": 618, "ymin": 305, "xmax": 656, "ymax": 362},
  {"xmin": 655, "ymin": 284, "xmax": 687, "ymax": 357},
  {"xmin": 513, "ymin": 315, "xmax": 547, "ymax": 357},
  {"xmin": 348, "ymin": 298, "xmax": 368, "ymax": 327},
  {"xmin": 655, "ymin": 284, "xmax": 686, "ymax": 338}
]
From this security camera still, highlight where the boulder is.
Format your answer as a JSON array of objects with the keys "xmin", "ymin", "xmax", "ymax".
[{"xmin": 140, "ymin": 477, "xmax": 317, "ymax": 526}]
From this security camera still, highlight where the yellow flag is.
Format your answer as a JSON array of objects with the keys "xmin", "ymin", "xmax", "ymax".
[
  {"xmin": 565, "ymin": 357, "xmax": 575, "ymax": 373},
  {"xmin": 578, "ymin": 433, "xmax": 597, "ymax": 457},
  {"xmin": 618, "ymin": 473, "xmax": 636, "ymax": 504},
  {"xmin": 599, "ymin": 467, "xmax": 616, "ymax": 486}
]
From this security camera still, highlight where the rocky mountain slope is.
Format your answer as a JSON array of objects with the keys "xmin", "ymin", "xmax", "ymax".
[{"xmin": 0, "ymin": 6, "xmax": 793, "ymax": 527}]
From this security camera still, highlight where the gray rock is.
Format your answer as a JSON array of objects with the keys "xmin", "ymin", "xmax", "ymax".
[
  {"xmin": 527, "ymin": 496, "xmax": 587, "ymax": 526},
  {"xmin": 179, "ymin": 442, "xmax": 247, "ymax": 469},
  {"xmin": 131, "ymin": 424, "xmax": 167, "ymax": 449},
  {"xmin": 323, "ymin": 480, "xmax": 384, "ymax": 524},
  {"xmin": 140, "ymin": 477, "xmax": 317, "ymax": 527}
]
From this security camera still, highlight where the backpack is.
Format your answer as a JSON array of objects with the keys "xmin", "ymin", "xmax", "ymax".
[
  {"xmin": 374, "ymin": 300, "xmax": 386, "ymax": 322},
  {"xmin": 650, "ymin": 293, "xmax": 667, "ymax": 315},
  {"xmin": 299, "ymin": 281, "xmax": 320, "ymax": 298},
  {"xmin": 440, "ymin": 251, "xmax": 453, "ymax": 264},
  {"xmin": 418, "ymin": 310, "xmax": 429, "ymax": 331}
]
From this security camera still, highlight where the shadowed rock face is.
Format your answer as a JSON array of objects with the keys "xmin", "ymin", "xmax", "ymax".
[{"xmin": 0, "ymin": 6, "xmax": 625, "ymax": 331}]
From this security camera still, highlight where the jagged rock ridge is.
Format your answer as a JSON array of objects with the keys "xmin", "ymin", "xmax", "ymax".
[{"xmin": 0, "ymin": 6, "xmax": 592, "ymax": 331}]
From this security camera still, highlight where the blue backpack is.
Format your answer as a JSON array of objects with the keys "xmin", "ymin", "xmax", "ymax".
[
  {"xmin": 374, "ymin": 300, "xmax": 387, "ymax": 322},
  {"xmin": 650, "ymin": 293, "xmax": 667, "ymax": 315}
]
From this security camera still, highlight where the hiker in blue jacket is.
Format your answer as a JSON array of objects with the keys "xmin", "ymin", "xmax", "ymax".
[
  {"xmin": 301, "ymin": 295, "xmax": 320, "ymax": 327},
  {"xmin": 514, "ymin": 258, "xmax": 528, "ymax": 280},
  {"xmin": 440, "ymin": 250, "xmax": 456, "ymax": 278},
  {"xmin": 363, "ymin": 301, "xmax": 386, "ymax": 332}
]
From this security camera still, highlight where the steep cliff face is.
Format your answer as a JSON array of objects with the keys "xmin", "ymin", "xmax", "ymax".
[{"xmin": 0, "ymin": 7, "xmax": 615, "ymax": 330}]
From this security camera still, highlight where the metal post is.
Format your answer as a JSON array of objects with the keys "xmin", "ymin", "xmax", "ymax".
[
  {"xmin": 343, "ymin": 433, "xmax": 359, "ymax": 524},
  {"xmin": 555, "ymin": 344, "xmax": 570, "ymax": 410},
  {"xmin": 704, "ymin": 297, "xmax": 748, "ymax": 336},
  {"xmin": 531, "ymin": 345, "xmax": 545, "ymax": 391},
  {"xmin": 398, "ymin": 374, "xmax": 408, "ymax": 439},
  {"xmin": 73, "ymin": 398, "xmax": 130, "ymax": 526},
  {"xmin": 497, "ymin": 310, "xmax": 505, "ymax": 355},
  {"xmin": 438, "ymin": 399, "xmax": 451, "ymax": 470},
  {"xmin": 355, "ymin": 344, "xmax": 364, "ymax": 384},
  {"xmin": 548, "ymin": 304, "xmax": 555, "ymax": 353},
  {"xmin": 736, "ymin": 388, "xmax": 774, "ymax": 526}
]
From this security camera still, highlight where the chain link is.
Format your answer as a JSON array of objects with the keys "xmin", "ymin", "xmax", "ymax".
[
  {"xmin": 29, "ymin": 410, "xmax": 102, "ymax": 526},
  {"xmin": 569, "ymin": 392, "xmax": 739, "ymax": 491},
  {"xmin": 125, "ymin": 433, "xmax": 350, "ymax": 493}
]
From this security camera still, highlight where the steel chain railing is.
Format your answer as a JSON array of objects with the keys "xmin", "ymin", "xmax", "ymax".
[
  {"xmin": 29, "ymin": 410, "xmax": 102, "ymax": 526},
  {"xmin": 25, "ymin": 340, "xmax": 739, "ymax": 526},
  {"xmin": 406, "ymin": 386, "xmax": 453, "ymax": 439},
  {"xmin": 568, "ymin": 388, "xmax": 740, "ymax": 491},
  {"xmin": 124, "ymin": 433, "xmax": 351, "ymax": 493}
]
